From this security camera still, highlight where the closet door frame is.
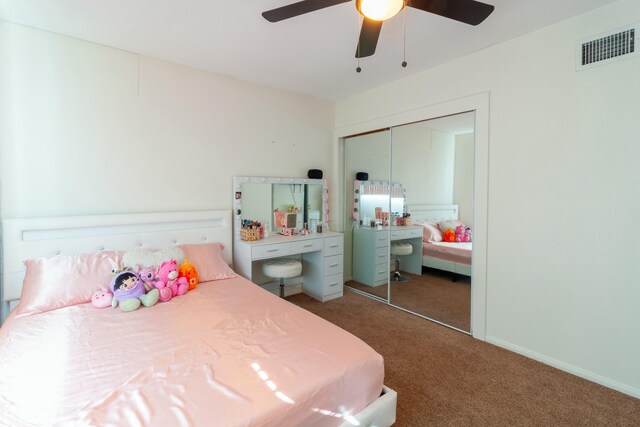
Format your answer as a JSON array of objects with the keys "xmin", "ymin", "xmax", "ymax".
[{"xmin": 336, "ymin": 93, "xmax": 489, "ymax": 341}]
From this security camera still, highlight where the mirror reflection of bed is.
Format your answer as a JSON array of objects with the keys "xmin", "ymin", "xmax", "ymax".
[
  {"xmin": 343, "ymin": 112, "xmax": 475, "ymax": 333},
  {"xmin": 396, "ymin": 205, "xmax": 472, "ymax": 331}
]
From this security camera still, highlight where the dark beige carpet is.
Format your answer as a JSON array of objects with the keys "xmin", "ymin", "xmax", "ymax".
[
  {"xmin": 287, "ymin": 290, "xmax": 640, "ymax": 426},
  {"xmin": 346, "ymin": 267, "xmax": 471, "ymax": 331}
]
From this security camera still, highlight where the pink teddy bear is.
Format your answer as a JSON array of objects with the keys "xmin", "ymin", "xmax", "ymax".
[
  {"xmin": 155, "ymin": 259, "xmax": 189, "ymax": 302},
  {"xmin": 454, "ymin": 225, "xmax": 472, "ymax": 243}
]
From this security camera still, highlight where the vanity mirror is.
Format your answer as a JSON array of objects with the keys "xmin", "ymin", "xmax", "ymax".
[
  {"xmin": 233, "ymin": 176, "xmax": 327, "ymax": 236},
  {"xmin": 355, "ymin": 181, "xmax": 405, "ymax": 224}
]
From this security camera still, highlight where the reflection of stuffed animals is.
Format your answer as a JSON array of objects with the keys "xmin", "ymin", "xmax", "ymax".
[
  {"xmin": 155, "ymin": 259, "xmax": 189, "ymax": 302},
  {"xmin": 178, "ymin": 258, "xmax": 199, "ymax": 290},
  {"xmin": 455, "ymin": 225, "xmax": 472, "ymax": 242},
  {"xmin": 91, "ymin": 288, "xmax": 113, "ymax": 308},
  {"xmin": 110, "ymin": 271, "xmax": 160, "ymax": 312},
  {"xmin": 443, "ymin": 228, "xmax": 456, "ymax": 242},
  {"xmin": 137, "ymin": 266, "xmax": 158, "ymax": 292}
]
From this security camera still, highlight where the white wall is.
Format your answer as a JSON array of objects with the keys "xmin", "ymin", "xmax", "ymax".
[
  {"xmin": 454, "ymin": 132, "xmax": 474, "ymax": 227},
  {"xmin": 0, "ymin": 22, "xmax": 335, "ymax": 219},
  {"xmin": 392, "ymin": 125, "xmax": 455, "ymax": 206},
  {"xmin": 335, "ymin": 0, "xmax": 640, "ymax": 397}
]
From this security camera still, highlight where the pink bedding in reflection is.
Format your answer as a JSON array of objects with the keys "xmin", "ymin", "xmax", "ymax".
[
  {"xmin": 0, "ymin": 277, "xmax": 384, "ymax": 426},
  {"xmin": 422, "ymin": 241, "xmax": 473, "ymax": 264}
]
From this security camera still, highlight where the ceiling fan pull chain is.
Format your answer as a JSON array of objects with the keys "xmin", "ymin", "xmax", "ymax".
[
  {"xmin": 402, "ymin": 6, "xmax": 407, "ymax": 68},
  {"xmin": 356, "ymin": 12, "xmax": 362, "ymax": 73}
]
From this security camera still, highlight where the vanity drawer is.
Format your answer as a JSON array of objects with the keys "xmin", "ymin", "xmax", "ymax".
[
  {"xmin": 252, "ymin": 243, "xmax": 291, "ymax": 260},
  {"xmin": 375, "ymin": 232, "xmax": 389, "ymax": 248},
  {"xmin": 324, "ymin": 273, "xmax": 343, "ymax": 294},
  {"xmin": 324, "ymin": 236, "xmax": 343, "ymax": 257},
  {"xmin": 324, "ymin": 255, "xmax": 343, "ymax": 276},
  {"xmin": 374, "ymin": 265, "xmax": 389, "ymax": 283},
  {"xmin": 391, "ymin": 227, "xmax": 422, "ymax": 240},
  {"xmin": 291, "ymin": 239, "xmax": 323, "ymax": 254},
  {"xmin": 375, "ymin": 246, "xmax": 388, "ymax": 264}
]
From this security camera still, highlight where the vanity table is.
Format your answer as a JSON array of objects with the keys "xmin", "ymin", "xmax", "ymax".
[
  {"xmin": 352, "ymin": 225, "xmax": 422, "ymax": 287},
  {"xmin": 232, "ymin": 176, "xmax": 343, "ymax": 302},
  {"xmin": 234, "ymin": 232, "xmax": 343, "ymax": 302}
]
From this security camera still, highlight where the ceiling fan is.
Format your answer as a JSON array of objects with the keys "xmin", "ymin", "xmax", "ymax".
[{"xmin": 262, "ymin": 0, "xmax": 495, "ymax": 59}]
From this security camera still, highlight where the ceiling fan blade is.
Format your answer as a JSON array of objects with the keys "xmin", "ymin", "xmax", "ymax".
[
  {"xmin": 262, "ymin": 0, "xmax": 350, "ymax": 23},
  {"xmin": 355, "ymin": 18, "xmax": 383, "ymax": 58},
  {"xmin": 407, "ymin": 0, "xmax": 495, "ymax": 26}
]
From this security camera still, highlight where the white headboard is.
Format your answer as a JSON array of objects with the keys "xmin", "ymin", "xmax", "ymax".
[
  {"xmin": 407, "ymin": 205, "xmax": 459, "ymax": 224},
  {"xmin": 1, "ymin": 210, "xmax": 232, "ymax": 322}
]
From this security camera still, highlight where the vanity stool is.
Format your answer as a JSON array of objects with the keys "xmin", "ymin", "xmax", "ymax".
[
  {"xmin": 390, "ymin": 242, "xmax": 413, "ymax": 282},
  {"xmin": 262, "ymin": 259, "xmax": 302, "ymax": 298}
]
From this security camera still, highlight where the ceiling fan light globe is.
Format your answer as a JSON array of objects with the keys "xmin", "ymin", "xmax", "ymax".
[{"xmin": 356, "ymin": 0, "xmax": 404, "ymax": 21}]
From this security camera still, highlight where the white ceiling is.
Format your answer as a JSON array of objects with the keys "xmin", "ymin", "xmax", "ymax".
[{"xmin": 0, "ymin": 0, "xmax": 618, "ymax": 101}]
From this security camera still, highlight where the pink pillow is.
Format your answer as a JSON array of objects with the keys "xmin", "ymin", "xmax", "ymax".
[
  {"xmin": 16, "ymin": 251, "xmax": 122, "ymax": 317},
  {"xmin": 179, "ymin": 243, "xmax": 236, "ymax": 282},
  {"xmin": 421, "ymin": 222, "xmax": 443, "ymax": 243},
  {"xmin": 437, "ymin": 220, "xmax": 465, "ymax": 233}
]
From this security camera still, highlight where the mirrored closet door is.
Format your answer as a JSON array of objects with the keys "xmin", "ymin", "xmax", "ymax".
[
  {"xmin": 389, "ymin": 112, "xmax": 475, "ymax": 332},
  {"xmin": 343, "ymin": 112, "xmax": 475, "ymax": 333},
  {"xmin": 343, "ymin": 129, "xmax": 391, "ymax": 301}
]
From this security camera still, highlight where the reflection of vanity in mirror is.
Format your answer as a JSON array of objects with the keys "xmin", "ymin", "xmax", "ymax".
[
  {"xmin": 232, "ymin": 176, "xmax": 343, "ymax": 302},
  {"xmin": 352, "ymin": 181, "xmax": 422, "ymax": 287}
]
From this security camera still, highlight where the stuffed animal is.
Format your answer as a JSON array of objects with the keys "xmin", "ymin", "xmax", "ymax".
[
  {"xmin": 443, "ymin": 228, "xmax": 456, "ymax": 242},
  {"xmin": 91, "ymin": 288, "xmax": 113, "ymax": 309},
  {"xmin": 137, "ymin": 266, "xmax": 158, "ymax": 292},
  {"xmin": 464, "ymin": 227, "xmax": 472, "ymax": 243},
  {"xmin": 155, "ymin": 259, "xmax": 189, "ymax": 302},
  {"xmin": 110, "ymin": 271, "xmax": 160, "ymax": 312},
  {"xmin": 453, "ymin": 225, "xmax": 472, "ymax": 243},
  {"xmin": 178, "ymin": 258, "xmax": 199, "ymax": 290}
]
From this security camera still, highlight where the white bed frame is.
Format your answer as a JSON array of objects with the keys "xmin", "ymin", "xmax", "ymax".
[
  {"xmin": 0, "ymin": 210, "xmax": 396, "ymax": 426},
  {"xmin": 407, "ymin": 204, "xmax": 472, "ymax": 277}
]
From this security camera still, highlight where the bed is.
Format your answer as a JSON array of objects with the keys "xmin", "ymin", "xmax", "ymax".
[
  {"xmin": 0, "ymin": 210, "xmax": 396, "ymax": 426},
  {"xmin": 407, "ymin": 205, "xmax": 472, "ymax": 277}
]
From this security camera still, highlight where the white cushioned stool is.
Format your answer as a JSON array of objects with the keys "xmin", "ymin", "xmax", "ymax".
[
  {"xmin": 390, "ymin": 242, "xmax": 413, "ymax": 282},
  {"xmin": 262, "ymin": 258, "xmax": 302, "ymax": 298}
]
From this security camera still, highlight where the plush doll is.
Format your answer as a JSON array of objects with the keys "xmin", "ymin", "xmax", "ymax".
[
  {"xmin": 91, "ymin": 288, "xmax": 113, "ymax": 309},
  {"xmin": 137, "ymin": 266, "xmax": 158, "ymax": 292},
  {"xmin": 178, "ymin": 258, "xmax": 199, "ymax": 290},
  {"xmin": 464, "ymin": 227, "xmax": 472, "ymax": 243},
  {"xmin": 110, "ymin": 270, "xmax": 160, "ymax": 312},
  {"xmin": 455, "ymin": 225, "xmax": 466, "ymax": 243},
  {"xmin": 443, "ymin": 228, "xmax": 456, "ymax": 242},
  {"xmin": 155, "ymin": 259, "xmax": 189, "ymax": 302}
]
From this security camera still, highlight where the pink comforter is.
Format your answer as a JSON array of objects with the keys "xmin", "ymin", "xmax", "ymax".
[
  {"xmin": 0, "ymin": 277, "xmax": 383, "ymax": 426},
  {"xmin": 423, "ymin": 241, "xmax": 472, "ymax": 264}
]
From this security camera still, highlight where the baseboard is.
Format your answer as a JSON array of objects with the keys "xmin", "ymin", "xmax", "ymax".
[{"xmin": 486, "ymin": 336, "xmax": 640, "ymax": 398}]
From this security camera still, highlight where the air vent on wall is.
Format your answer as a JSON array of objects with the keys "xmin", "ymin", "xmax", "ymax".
[{"xmin": 577, "ymin": 23, "xmax": 639, "ymax": 71}]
